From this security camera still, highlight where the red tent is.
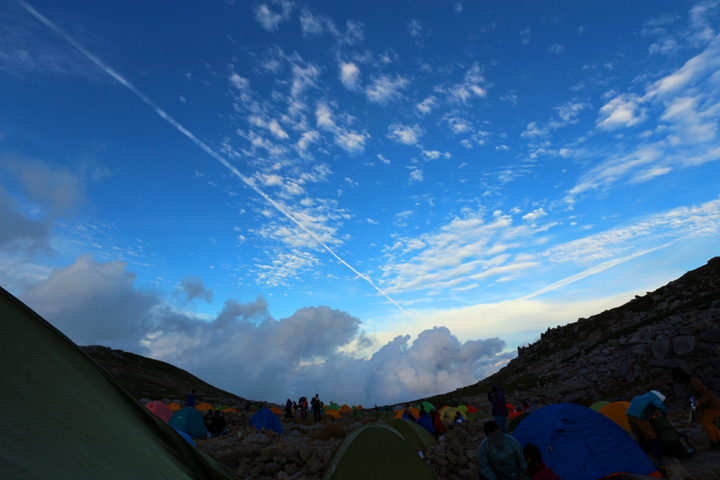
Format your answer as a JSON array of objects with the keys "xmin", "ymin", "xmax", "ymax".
[
  {"xmin": 465, "ymin": 406, "xmax": 478, "ymax": 413},
  {"xmin": 145, "ymin": 401, "xmax": 173, "ymax": 423}
]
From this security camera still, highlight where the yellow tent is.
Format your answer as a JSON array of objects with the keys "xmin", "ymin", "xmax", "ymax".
[
  {"xmin": 339, "ymin": 404, "xmax": 352, "ymax": 413},
  {"xmin": 325, "ymin": 409, "xmax": 342, "ymax": 419},
  {"xmin": 195, "ymin": 402, "xmax": 213, "ymax": 411},
  {"xmin": 439, "ymin": 407, "xmax": 466, "ymax": 424},
  {"xmin": 599, "ymin": 401, "xmax": 632, "ymax": 433},
  {"xmin": 167, "ymin": 402, "xmax": 181, "ymax": 412},
  {"xmin": 270, "ymin": 407, "xmax": 283, "ymax": 415}
]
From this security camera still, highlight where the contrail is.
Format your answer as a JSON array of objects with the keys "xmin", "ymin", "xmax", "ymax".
[
  {"xmin": 518, "ymin": 242, "xmax": 673, "ymax": 301},
  {"xmin": 19, "ymin": 0, "xmax": 412, "ymax": 317}
]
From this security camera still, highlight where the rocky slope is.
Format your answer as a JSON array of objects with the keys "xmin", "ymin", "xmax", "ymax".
[
  {"xmin": 81, "ymin": 345, "xmax": 249, "ymax": 407},
  {"xmin": 428, "ymin": 256, "xmax": 720, "ymax": 412}
]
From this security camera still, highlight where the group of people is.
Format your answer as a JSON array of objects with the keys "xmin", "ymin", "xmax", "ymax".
[{"xmin": 479, "ymin": 368, "xmax": 719, "ymax": 479}]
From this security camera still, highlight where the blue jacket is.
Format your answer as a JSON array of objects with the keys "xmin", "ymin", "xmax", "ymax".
[
  {"xmin": 488, "ymin": 385, "xmax": 507, "ymax": 417},
  {"xmin": 626, "ymin": 392, "xmax": 668, "ymax": 421},
  {"xmin": 186, "ymin": 394, "xmax": 195, "ymax": 407},
  {"xmin": 416, "ymin": 413, "xmax": 434, "ymax": 436},
  {"xmin": 478, "ymin": 434, "xmax": 526, "ymax": 480}
]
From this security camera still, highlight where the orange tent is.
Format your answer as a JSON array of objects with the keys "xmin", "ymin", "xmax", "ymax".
[
  {"xmin": 356, "ymin": 405, "xmax": 363, "ymax": 410},
  {"xmin": 168, "ymin": 402, "xmax": 181, "ymax": 412},
  {"xmin": 439, "ymin": 406, "xmax": 449, "ymax": 413},
  {"xmin": 325, "ymin": 409, "xmax": 342, "ymax": 419},
  {"xmin": 195, "ymin": 402, "xmax": 213, "ymax": 411},
  {"xmin": 145, "ymin": 401, "xmax": 172, "ymax": 423},
  {"xmin": 339, "ymin": 404, "xmax": 352, "ymax": 413},
  {"xmin": 393, "ymin": 407, "xmax": 421, "ymax": 419},
  {"xmin": 222, "ymin": 408, "xmax": 237, "ymax": 413},
  {"xmin": 599, "ymin": 401, "xmax": 632, "ymax": 433},
  {"xmin": 270, "ymin": 407, "xmax": 283, "ymax": 415}
]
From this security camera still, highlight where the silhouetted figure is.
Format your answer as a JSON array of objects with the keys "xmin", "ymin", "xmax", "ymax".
[{"xmin": 186, "ymin": 389, "xmax": 196, "ymax": 407}]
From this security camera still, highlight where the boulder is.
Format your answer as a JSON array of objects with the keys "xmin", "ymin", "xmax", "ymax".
[
  {"xmin": 673, "ymin": 336, "xmax": 697, "ymax": 356},
  {"xmin": 700, "ymin": 329, "xmax": 720, "ymax": 343},
  {"xmin": 242, "ymin": 433, "xmax": 271, "ymax": 446},
  {"xmin": 650, "ymin": 339, "xmax": 672, "ymax": 358}
]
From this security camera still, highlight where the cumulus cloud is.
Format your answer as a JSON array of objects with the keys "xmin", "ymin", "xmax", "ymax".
[
  {"xmin": 254, "ymin": 1, "xmax": 294, "ymax": 32},
  {"xmin": 387, "ymin": 123, "xmax": 423, "ymax": 145},
  {"xmin": 19, "ymin": 254, "xmax": 508, "ymax": 404},
  {"xmin": 179, "ymin": 276, "xmax": 213, "ymax": 303},
  {"xmin": 522, "ymin": 208, "xmax": 547, "ymax": 222},
  {"xmin": 441, "ymin": 64, "xmax": 488, "ymax": 104}
]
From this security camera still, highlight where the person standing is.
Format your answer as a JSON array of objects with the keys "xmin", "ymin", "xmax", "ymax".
[
  {"xmin": 300, "ymin": 397, "xmax": 308, "ymax": 421},
  {"xmin": 430, "ymin": 409, "xmax": 444, "ymax": 441},
  {"xmin": 311, "ymin": 394, "xmax": 322, "ymax": 422},
  {"xmin": 673, "ymin": 367, "xmax": 720, "ymax": 449},
  {"xmin": 285, "ymin": 398, "xmax": 293, "ymax": 419},
  {"xmin": 186, "ymin": 389, "xmax": 196, "ymax": 408},
  {"xmin": 488, "ymin": 384, "xmax": 509, "ymax": 434}
]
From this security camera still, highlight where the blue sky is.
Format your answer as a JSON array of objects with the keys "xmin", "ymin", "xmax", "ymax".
[{"xmin": 1, "ymin": 0, "xmax": 719, "ymax": 404}]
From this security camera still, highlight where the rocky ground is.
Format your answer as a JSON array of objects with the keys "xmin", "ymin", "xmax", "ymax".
[{"xmin": 195, "ymin": 407, "xmax": 720, "ymax": 480}]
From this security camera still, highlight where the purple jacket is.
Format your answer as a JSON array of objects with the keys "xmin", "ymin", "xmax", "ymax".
[{"xmin": 488, "ymin": 384, "xmax": 507, "ymax": 417}]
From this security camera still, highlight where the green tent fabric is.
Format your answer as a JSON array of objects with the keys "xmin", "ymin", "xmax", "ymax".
[
  {"xmin": 327, "ymin": 403, "xmax": 341, "ymax": 410},
  {"xmin": 352, "ymin": 410, "xmax": 364, "ymax": 418},
  {"xmin": 456, "ymin": 405, "xmax": 469, "ymax": 413},
  {"xmin": 385, "ymin": 419, "xmax": 438, "ymax": 451},
  {"xmin": 323, "ymin": 425, "xmax": 437, "ymax": 480},
  {"xmin": 417, "ymin": 401, "xmax": 435, "ymax": 412},
  {"xmin": 378, "ymin": 411, "xmax": 395, "ymax": 422},
  {"xmin": 508, "ymin": 411, "xmax": 531, "ymax": 431},
  {"xmin": 381, "ymin": 406, "xmax": 394, "ymax": 412},
  {"xmin": 214, "ymin": 404, "xmax": 231, "ymax": 411},
  {"xmin": 590, "ymin": 401, "xmax": 610, "ymax": 412},
  {"xmin": 169, "ymin": 407, "xmax": 207, "ymax": 438},
  {"xmin": 0, "ymin": 286, "xmax": 234, "ymax": 480}
]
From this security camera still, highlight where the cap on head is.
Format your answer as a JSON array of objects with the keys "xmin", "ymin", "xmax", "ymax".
[{"xmin": 651, "ymin": 390, "xmax": 666, "ymax": 402}]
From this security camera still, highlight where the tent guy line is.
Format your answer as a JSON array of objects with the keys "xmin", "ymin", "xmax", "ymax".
[{"xmin": 18, "ymin": 0, "xmax": 412, "ymax": 318}]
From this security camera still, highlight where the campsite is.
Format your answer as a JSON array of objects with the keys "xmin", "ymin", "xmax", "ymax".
[
  {"xmin": 2, "ymin": 0, "xmax": 720, "ymax": 479},
  {"xmin": 3, "ymin": 254, "xmax": 720, "ymax": 479}
]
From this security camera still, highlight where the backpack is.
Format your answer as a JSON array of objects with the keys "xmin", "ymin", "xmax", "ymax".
[{"xmin": 650, "ymin": 416, "xmax": 695, "ymax": 458}]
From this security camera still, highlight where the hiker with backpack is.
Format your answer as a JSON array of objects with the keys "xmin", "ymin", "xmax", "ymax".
[
  {"xmin": 488, "ymin": 384, "xmax": 509, "ymax": 434},
  {"xmin": 673, "ymin": 367, "xmax": 720, "ymax": 450},
  {"xmin": 430, "ymin": 409, "xmax": 445, "ymax": 441},
  {"xmin": 626, "ymin": 390, "xmax": 669, "ymax": 472}
]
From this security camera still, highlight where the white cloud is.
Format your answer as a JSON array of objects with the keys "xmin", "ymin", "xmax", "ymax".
[
  {"xmin": 519, "ymin": 27, "xmax": 531, "ymax": 45},
  {"xmin": 442, "ymin": 64, "xmax": 488, "ymax": 103},
  {"xmin": 315, "ymin": 102, "xmax": 369, "ymax": 154},
  {"xmin": 408, "ymin": 19, "xmax": 423, "ymax": 37},
  {"xmin": 365, "ymin": 74, "xmax": 410, "ymax": 105},
  {"xmin": 596, "ymin": 93, "xmax": 647, "ymax": 130},
  {"xmin": 421, "ymin": 150, "xmax": 451, "ymax": 161},
  {"xmin": 408, "ymin": 167, "xmax": 424, "ymax": 183},
  {"xmin": 387, "ymin": 123, "xmax": 424, "ymax": 145},
  {"xmin": 521, "ymin": 121, "xmax": 549, "ymax": 138},
  {"xmin": 521, "ymin": 208, "xmax": 547, "ymax": 222},
  {"xmin": 254, "ymin": 1, "xmax": 294, "ymax": 32},
  {"xmin": 339, "ymin": 62, "xmax": 361, "ymax": 90},
  {"xmin": 377, "ymin": 154, "xmax": 391, "ymax": 164},
  {"xmin": 367, "ymin": 218, "xmax": 378, "ymax": 225},
  {"xmin": 499, "ymin": 90, "xmax": 518, "ymax": 107},
  {"xmin": 416, "ymin": 96, "xmax": 438, "ymax": 116},
  {"xmin": 547, "ymin": 43, "xmax": 565, "ymax": 54},
  {"xmin": 179, "ymin": 276, "xmax": 213, "ymax": 303}
]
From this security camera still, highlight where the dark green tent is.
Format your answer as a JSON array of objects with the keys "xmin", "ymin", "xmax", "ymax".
[
  {"xmin": 0, "ymin": 286, "xmax": 233, "ymax": 479},
  {"xmin": 323, "ymin": 425, "xmax": 437, "ymax": 480},
  {"xmin": 416, "ymin": 401, "xmax": 435, "ymax": 412},
  {"xmin": 168, "ymin": 407, "xmax": 207, "ymax": 438},
  {"xmin": 352, "ymin": 410, "xmax": 364, "ymax": 418},
  {"xmin": 381, "ymin": 406, "xmax": 394, "ymax": 412},
  {"xmin": 385, "ymin": 419, "xmax": 437, "ymax": 451}
]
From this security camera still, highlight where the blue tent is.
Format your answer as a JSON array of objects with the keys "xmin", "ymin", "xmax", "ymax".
[
  {"xmin": 250, "ymin": 407, "xmax": 284, "ymax": 434},
  {"xmin": 173, "ymin": 427, "xmax": 196, "ymax": 447},
  {"xmin": 168, "ymin": 407, "xmax": 207, "ymax": 438},
  {"xmin": 512, "ymin": 403, "xmax": 658, "ymax": 480}
]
